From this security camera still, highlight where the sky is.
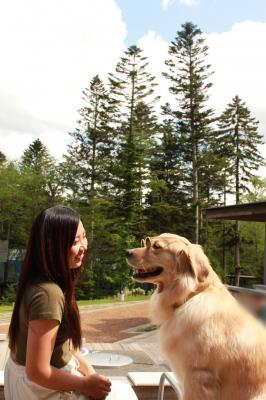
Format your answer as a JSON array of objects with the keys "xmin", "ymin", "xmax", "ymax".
[{"xmin": 0, "ymin": 0, "xmax": 266, "ymax": 168}]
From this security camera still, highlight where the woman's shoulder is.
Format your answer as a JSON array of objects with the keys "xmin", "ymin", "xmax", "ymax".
[
  {"xmin": 21, "ymin": 281, "xmax": 65, "ymax": 322},
  {"xmin": 24, "ymin": 281, "xmax": 65, "ymax": 316},
  {"xmin": 27, "ymin": 281, "xmax": 64, "ymax": 301}
]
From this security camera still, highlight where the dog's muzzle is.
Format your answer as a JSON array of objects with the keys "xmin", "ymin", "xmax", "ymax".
[
  {"xmin": 132, "ymin": 266, "xmax": 164, "ymax": 280},
  {"xmin": 126, "ymin": 250, "xmax": 133, "ymax": 258}
]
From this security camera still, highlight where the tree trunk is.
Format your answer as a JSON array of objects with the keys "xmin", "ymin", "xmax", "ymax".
[
  {"xmin": 222, "ymin": 182, "xmax": 227, "ymax": 275},
  {"xmin": 192, "ymin": 139, "xmax": 199, "ymax": 243},
  {"xmin": 234, "ymin": 220, "xmax": 241, "ymax": 286},
  {"xmin": 234, "ymin": 118, "xmax": 241, "ymax": 285},
  {"xmin": 189, "ymin": 50, "xmax": 199, "ymax": 244},
  {"xmin": 89, "ymin": 96, "xmax": 98, "ymax": 271}
]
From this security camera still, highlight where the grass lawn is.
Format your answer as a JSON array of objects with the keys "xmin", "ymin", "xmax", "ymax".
[
  {"xmin": 0, "ymin": 295, "xmax": 149, "ymax": 313},
  {"xmin": 0, "ymin": 304, "xmax": 13, "ymax": 313}
]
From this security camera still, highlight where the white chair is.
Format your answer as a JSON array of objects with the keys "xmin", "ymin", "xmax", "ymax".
[{"xmin": 158, "ymin": 372, "xmax": 183, "ymax": 400}]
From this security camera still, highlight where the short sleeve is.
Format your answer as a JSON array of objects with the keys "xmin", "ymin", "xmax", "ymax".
[{"xmin": 27, "ymin": 283, "xmax": 65, "ymax": 323}]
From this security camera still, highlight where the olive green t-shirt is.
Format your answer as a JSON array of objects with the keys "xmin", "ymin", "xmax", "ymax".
[{"xmin": 14, "ymin": 282, "xmax": 72, "ymax": 368}]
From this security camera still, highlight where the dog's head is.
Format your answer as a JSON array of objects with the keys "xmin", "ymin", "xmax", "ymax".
[{"xmin": 126, "ymin": 233, "xmax": 213, "ymax": 302}]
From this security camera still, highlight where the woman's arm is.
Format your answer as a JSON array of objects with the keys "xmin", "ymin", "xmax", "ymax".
[
  {"xmin": 72, "ymin": 348, "xmax": 96, "ymax": 376},
  {"xmin": 25, "ymin": 319, "xmax": 111, "ymax": 398}
]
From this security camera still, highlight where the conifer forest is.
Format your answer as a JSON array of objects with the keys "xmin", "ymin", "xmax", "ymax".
[{"xmin": 0, "ymin": 23, "xmax": 265, "ymax": 298}]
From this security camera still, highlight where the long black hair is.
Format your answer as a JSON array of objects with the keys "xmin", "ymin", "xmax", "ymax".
[{"xmin": 9, "ymin": 205, "xmax": 83, "ymax": 352}]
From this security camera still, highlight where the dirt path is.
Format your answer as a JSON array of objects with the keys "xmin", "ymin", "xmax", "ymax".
[
  {"xmin": 80, "ymin": 301, "xmax": 150, "ymax": 342},
  {"xmin": 0, "ymin": 301, "xmax": 150, "ymax": 342}
]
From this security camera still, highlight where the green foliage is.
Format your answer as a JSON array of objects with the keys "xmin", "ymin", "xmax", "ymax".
[
  {"xmin": 163, "ymin": 22, "xmax": 215, "ymax": 243},
  {"xmin": 108, "ymin": 45, "xmax": 158, "ymax": 233},
  {"xmin": 205, "ymin": 218, "xmax": 265, "ymax": 286},
  {"xmin": 0, "ymin": 283, "xmax": 17, "ymax": 304},
  {"xmin": 1, "ymin": 23, "xmax": 266, "ymax": 296},
  {"xmin": 131, "ymin": 287, "xmax": 145, "ymax": 296},
  {"xmin": 217, "ymin": 95, "xmax": 265, "ymax": 203},
  {"xmin": 0, "ymin": 151, "xmax": 6, "ymax": 165},
  {"xmin": 0, "ymin": 140, "xmax": 63, "ymax": 247},
  {"xmin": 136, "ymin": 324, "xmax": 158, "ymax": 333}
]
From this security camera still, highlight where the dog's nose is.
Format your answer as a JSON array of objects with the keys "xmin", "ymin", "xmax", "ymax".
[{"xmin": 126, "ymin": 250, "xmax": 133, "ymax": 258}]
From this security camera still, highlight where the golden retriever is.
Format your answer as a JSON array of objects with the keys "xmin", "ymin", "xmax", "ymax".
[{"xmin": 126, "ymin": 233, "xmax": 266, "ymax": 400}]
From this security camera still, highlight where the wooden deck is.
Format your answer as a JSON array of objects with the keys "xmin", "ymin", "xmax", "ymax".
[
  {"xmin": 0, "ymin": 336, "xmax": 8, "ymax": 400},
  {"xmin": 0, "ymin": 337, "xmax": 169, "ymax": 373},
  {"xmin": 88, "ymin": 341, "xmax": 168, "ymax": 366},
  {"xmin": 0, "ymin": 337, "xmax": 172, "ymax": 399},
  {"xmin": 0, "ymin": 337, "xmax": 8, "ymax": 371}
]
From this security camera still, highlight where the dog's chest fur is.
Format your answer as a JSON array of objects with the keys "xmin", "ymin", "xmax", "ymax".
[{"xmin": 149, "ymin": 287, "xmax": 266, "ymax": 399}]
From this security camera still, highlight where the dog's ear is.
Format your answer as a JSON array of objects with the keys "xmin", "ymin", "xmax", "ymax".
[
  {"xmin": 188, "ymin": 244, "xmax": 210, "ymax": 283},
  {"xmin": 145, "ymin": 237, "xmax": 151, "ymax": 248},
  {"xmin": 176, "ymin": 249, "xmax": 193, "ymax": 275},
  {"xmin": 176, "ymin": 245, "xmax": 210, "ymax": 283},
  {"xmin": 152, "ymin": 240, "xmax": 166, "ymax": 249}
]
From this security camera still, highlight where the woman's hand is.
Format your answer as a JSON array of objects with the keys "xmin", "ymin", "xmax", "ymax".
[
  {"xmin": 25, "ymin": 319, "xmax": 111, "ymax": 397},
  {"xmin": 81, "ymin": 373, "xmax": 111, "ymax": 399}
]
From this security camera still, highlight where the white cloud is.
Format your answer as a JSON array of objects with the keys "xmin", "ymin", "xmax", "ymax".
[
  {"xmin": 161, "ymin": 0, "xmax": 172, "ymax": 9},
  {"xmin": 138, "ymin": 31, "xmax": 170, "ymax": 110},
  {"xmin": 138, "ymin": 21, "xmax": 266, "ymax": 163},
  {"xmin": 179, "ymin": 0, "xmax": 199, "ymax": 5},
  {"xmin": 207, "ymin": 22, "xmax": 266, "ymax": 112},
  {"xmin": 207, "ymin": 22, "xmax": 266, "ymax": 160},
  {"xmin": 0, "ymin": 0, "xmax": 127, "ymax": 160},
  {"xmin": 162, "ymin": 0, "xmax": 198, "ymax": 8}
]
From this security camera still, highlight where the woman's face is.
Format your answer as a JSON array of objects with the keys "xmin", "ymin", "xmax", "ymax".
[{"xmin": 68, "ymin": 220, "xmax": 88, "ymax": 269}]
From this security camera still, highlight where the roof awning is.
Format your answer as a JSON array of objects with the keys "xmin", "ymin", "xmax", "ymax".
[{"xmin": 205, "ymin": 201, "xmax": 266, "ymax": 222}]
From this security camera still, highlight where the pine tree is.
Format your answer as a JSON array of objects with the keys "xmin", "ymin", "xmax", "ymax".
[
  {"xmin": 64, "ymin": 75, "xmax": 116, "ymax": 201},
  {"xmin": 217, "ymin": 95, "xmax": 265, "ymax": 285},
  {"xmin": 163, "ymin": 22, "xmax": 214, "ymax": 243},
  {"xmin": 63, "ymin": 75, "xmax": 117, "ymax": 276},
  {"xmin": 20, "ymin": 139, "xmax": 61, "ymax": 208},
  {"xmin": 218, "ymin": 95, "xmax": 264, "ymax": 203},
  {"xmin": 0, "ymin": 151, "xmax": 6, "ymax": 165},
  {"xmin": 0, "ymin": 162, "xmax": 27, "ymax": 245},
  {"xmin": 146, "ymin": 103, "xmax": 192, "ymax": 236},
  {"xmin": 108, "ymin": 45, "xmax": 158, "ymax": 235},
  {"xmin": 21, "ymin": 139, "xmax": 52, "ymax": 172}
]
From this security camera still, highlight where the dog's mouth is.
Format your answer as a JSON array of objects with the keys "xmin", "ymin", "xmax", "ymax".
[{"xmin": 133, "ymin": 266, "xmax": 164, "ymax": 280}]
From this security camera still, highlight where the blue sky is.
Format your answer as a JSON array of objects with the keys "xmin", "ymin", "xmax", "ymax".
[{"xmin": 116, "ymin": 0, "xmax": 266, "ymax": 44}]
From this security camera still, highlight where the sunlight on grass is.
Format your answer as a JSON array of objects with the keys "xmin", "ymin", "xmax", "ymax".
[
  {"xmin": 0, "ymin": 295, "xmax": 149, "ymax": 313},
  {"xmin": 0, "ymin": 305, "xmax": 13, "ymax": 313},
  {"xmin": 77, "ymin": 294, "xmax": 148, "ymax": 306},
  {"xmin": 136, "ymin": 324, "xmax": 158, "ymax": 333}
]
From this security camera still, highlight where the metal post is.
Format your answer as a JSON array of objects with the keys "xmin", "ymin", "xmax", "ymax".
[{"xmin": 158, "ymin": 372, "xmax": 182, "ymax": 400}]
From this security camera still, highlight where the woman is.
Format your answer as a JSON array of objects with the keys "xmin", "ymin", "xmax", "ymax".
[{"xmin": 4, "ymin": 205, "xmax": 112, "ymax": 399}]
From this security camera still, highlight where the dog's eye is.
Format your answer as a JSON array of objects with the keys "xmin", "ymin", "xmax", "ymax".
[{"xmin": 153, "ymin": 242, "xmax": 162, "ymax": 249}]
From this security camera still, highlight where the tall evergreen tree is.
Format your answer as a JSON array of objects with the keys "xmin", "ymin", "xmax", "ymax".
[
  {"xmin": 63, "ymin": 75, "xmax": 117, "ymax": 275},
  {"xmin": 163, "ymin": 22, "xmax": 214, "ymax": 243},
  {"xmin": 0, "ymin": 162, "xmax": 28, "ymax": 245},
  {"xmin": 21, "ymin": 139, "xmax": 52, "ymax": 172},
  {"xmin": 146, "ymin": 103, "xmax": 192, "ymax": 236},
  {"xmin": 109, "ymin": 45, "xmax": 158, "ymax": 235},
  {"xmin": 217, "ymin": 95, "xmax": 264, "ymax": 284},
  {"xmin": 64, "ymin": 75, "xmax": 116, "ymax": 201},
  {"xmin": 0, "ymin": 151, "xmax": 6, "ymax": 165},
  {"xmin": 218, "ymin": 95, "xmax": 264, "ymax": 204},
  {"xmin": 20, "ymin": 139, "xmax": 61, "ymax": 209}
]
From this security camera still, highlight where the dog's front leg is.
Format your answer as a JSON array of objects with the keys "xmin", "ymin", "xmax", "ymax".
[{"xmin": 183, "ymin": 369, "xmax": 221, "ymax": 400}]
